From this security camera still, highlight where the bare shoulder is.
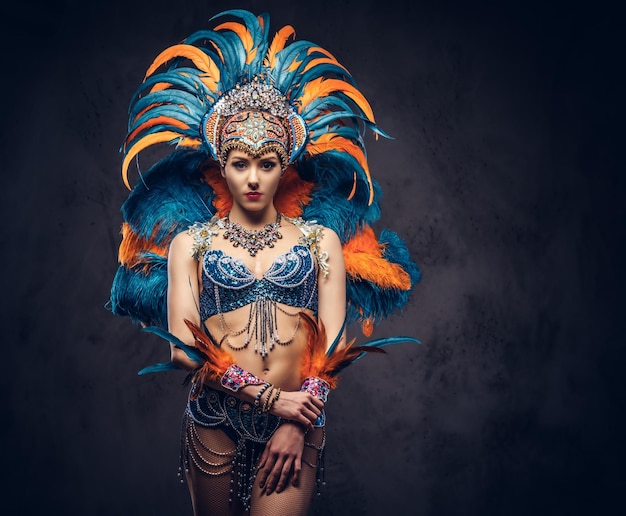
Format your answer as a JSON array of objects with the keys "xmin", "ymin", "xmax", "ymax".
[
  {"xmin": 171, "ymin": 229, "xmax": 195, "ymax": 249},
  {"xmin": 169, "ymin": 230, "xmax": 196, "ymax": 261},
  {"xmin": 318, "ymin": 225, "xmax": 341, "ymax": 251}
]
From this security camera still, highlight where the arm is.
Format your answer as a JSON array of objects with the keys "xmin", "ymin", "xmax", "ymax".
[
  {"xmin": 316, "ymin": 227, "xmax": 347, "ymax": 350},
  {"xmin": 167, "ymin": 231, "xmax": 203, "ymax": 370}
]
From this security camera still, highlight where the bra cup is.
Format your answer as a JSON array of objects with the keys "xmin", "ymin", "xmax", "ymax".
[
  {"xmin": 199, "ymin": 245, "xmax": 318, "ymax": 320},
  {"xmin": 203, "ymin": 251, "xmax": 257, "ymax": 289},
  {"xmin": 264, "ymin": 246, "xmax": 315, "ymax": 288}
]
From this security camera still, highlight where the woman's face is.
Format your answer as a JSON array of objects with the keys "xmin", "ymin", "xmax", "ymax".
[{"xmin": 222, "ymin": 149, "xmax": 282, "ymax": 213}]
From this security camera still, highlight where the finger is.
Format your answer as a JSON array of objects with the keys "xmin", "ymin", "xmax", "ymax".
[
  {"xmin": 265, "ymin": 458, "xmax": 286, "ymax": 495},
  {"xmin": 304, "ymin": 398, "xmax": 322, "ymax": 413},
  {"xmin": 276, "ymin": 457, "xmax": 294, "ymax": 493},
  {"xmin": 258, "ymin": 453, "xmax": 277, "ymax": 489},
  {"xmin": 309, "ymin": 396, "xmax": 324, "ymax": 410},
  {"xmin": 295, "ymin": 413, "xmax": 314, "ymax": 431},
  {"xmin": 291, "ymin": 455, "xmax": 302, "ymax": 487},
  {"xmin": 257, "ymin": 446, "xmax": 269, "ymax": 471},
  {"xmin": 304, "ymin": 408, "xmax": 321, "ymax": 425}
]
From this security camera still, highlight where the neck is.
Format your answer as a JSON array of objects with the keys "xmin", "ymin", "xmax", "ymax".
[{"xmin": 227, "ymin": 205, "xmax": 279, "ymax": 229}]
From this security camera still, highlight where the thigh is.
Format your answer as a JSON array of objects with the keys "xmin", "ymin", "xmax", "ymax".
[
  {"xmin": 183, "ymin": 418, "xmax": 244, "ymax": 516},
  {"xmin": 248, "ymin": 427, "xmax": 325, "ymax": 516}
]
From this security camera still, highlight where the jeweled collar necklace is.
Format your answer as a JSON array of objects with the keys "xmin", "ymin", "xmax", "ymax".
[{"xmin": 222, "ymin": 213, "xmax": 283, "ymax": 257}]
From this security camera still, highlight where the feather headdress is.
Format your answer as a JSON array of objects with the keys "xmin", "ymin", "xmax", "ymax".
[{"xmin": 109, "ymin": 9, "xmax": 420, "ymax": 334}]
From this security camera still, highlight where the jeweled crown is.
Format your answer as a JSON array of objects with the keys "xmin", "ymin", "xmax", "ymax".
[
  {"xmin": 202, "ymin": 76, "xmax": 308, "ymax": 166},
  {"xmin": 212, "ymin": 78, "xmax": 294, "ymax": 118}
]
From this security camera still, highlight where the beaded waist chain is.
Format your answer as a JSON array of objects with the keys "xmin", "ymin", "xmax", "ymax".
[
  {"xmin": 187, "ymin": 384, "xmax": 281, "ymax": 441},
  {"xmin": 181, "ymin": 385, "xmax": 281, "ymax": 510}
]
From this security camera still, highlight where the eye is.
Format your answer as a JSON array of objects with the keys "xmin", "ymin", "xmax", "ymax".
[
  {"xmin": 231, "ymin": 161, "xmax": 247, "ymax": 170},
  {"xmin": 260, "ymin": 160, "xmax": 278, "ymax": 170}
]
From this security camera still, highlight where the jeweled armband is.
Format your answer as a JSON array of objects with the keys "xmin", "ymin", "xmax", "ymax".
[
  {"xmin": 220, "ymin": 364, "xmax": 266, "ymax": 392},
  {"xmin": 300, "ymin": 376, "xmax": 330, "ymax": 402}
]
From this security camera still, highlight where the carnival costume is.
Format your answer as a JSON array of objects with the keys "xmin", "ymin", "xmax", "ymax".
[{"xmin": 108, "ymin": 8, "xmax": 420, "ymax": 512}]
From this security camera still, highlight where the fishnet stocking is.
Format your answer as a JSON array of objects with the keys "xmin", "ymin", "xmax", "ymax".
[
  {"xmin": 184, "ymin": 420, "xmax": 324, "ymax": 515},
  {"xmin": 249, "ymin": 427, "xmax": 324, "ymax": 516},
  {"xmin": 184, "ymin": 422, "xmax": 244, "ymax": 516}
]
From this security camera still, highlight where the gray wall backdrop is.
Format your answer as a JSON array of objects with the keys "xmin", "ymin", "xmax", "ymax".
[{"xmin": 1, "ymin": 0, "xmax": 623, "ymax": 514}]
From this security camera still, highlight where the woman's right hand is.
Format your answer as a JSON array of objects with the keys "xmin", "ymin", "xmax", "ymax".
[{"xmin": 270, "ymin": 390, "xmax": 324, "ymax": 430}]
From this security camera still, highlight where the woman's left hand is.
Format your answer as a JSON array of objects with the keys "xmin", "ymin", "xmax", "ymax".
[{"xmin": 256, "ymin": 422, "xmax": 306, "ymax": 495}]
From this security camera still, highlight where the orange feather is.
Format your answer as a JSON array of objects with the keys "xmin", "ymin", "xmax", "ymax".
[
  {"xmin": 122, "ymin": 131, "xmax": 200, "ymax": 189},
  {"xmin": 303, "ymin": 55, "xmax": 349, "ymax": 74},
  {"xmin": 361, "ymin": 318, "xmax": 375, "ymax": 337},
  {"xmin": 125, "ymin": 116, "xmax": 190, "ymax": 149},
  {"xmin": 214, "ymin": 22, "xmax": 256, "ymax": 64},
  {"xmin": 298, "ymin": 77, "xmax": 375, "ymax": 123},
  {"xmin": 298, "ymin": 313, "xmax": 384, "ymax": 388},
  {"xmin": 117, "ymin": 223, "xmax": 169, "ymax": 270},
  {"xmin": 208, "ymin": 40, "xmax": 225, "ymax": 63},
  {"xmin": 201, "ymin": 165, "xmax": 232, "ymax": 217},
  {"xmin": 280, "ymin": 46, "xmax": 346, "ymax": 75},
  {"xmin": 274, "ymin": 166, "xmax": 315, "ymax": 217},
  {"xmin": 342, "ymin": 226, "xmax": 412, "ymax": 290},
  {"xmin": 144, "ymin": 44, "xmax": 220, "ymax": 91},
  {"xmin": 308, "ymin": 134, "xmax": 374, "ymax": 205},
  {"xmin": 183, "ymin": 319, "xmax": 235, "ymax": 384},
  {"xmin": 347, "ymin": 171, "xmax": 357, "ymax": 200},
  {"xmin": 306, "ymin": 46, "xmax": 341, "ymax": 61},
  {"xmin": 130, "ymin": 103, "xmax": 162, "ymax": 127},
  {"xmin": 148, "ymin": 82, "xmax": 173, "ymax": 94},
  {"xmin": 266, "ymin": 25, "xmax": 296, "ymax": 68}
]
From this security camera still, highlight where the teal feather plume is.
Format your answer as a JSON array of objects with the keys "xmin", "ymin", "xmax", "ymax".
[
  {"xmin": 348, "ymin": 336, "xmax": 421, "ymax": 363},
  {"xmin": 142, "ymin": 326, "xmax": 204, "ymax": 364},
  {"xmin": 138, "ymin": 362, "xmax": 180, "ymax": 375}
]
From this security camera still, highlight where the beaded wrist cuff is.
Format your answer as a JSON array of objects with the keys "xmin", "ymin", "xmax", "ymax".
[
  {"xmin": 220, "ymin": 364, "xmax": 265, "ymax": 393},
  {"xmin": 300, "ymin": 376, "xmax": 330, "ymax": 402}
]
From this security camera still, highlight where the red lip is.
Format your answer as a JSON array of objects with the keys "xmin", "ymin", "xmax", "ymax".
[{"xmin": 245, "ymin": 192, "xmax": 262, "ymax": 199}]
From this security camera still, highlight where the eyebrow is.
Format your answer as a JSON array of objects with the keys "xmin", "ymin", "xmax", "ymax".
[{"xmin": 229, "ymin": 154, "xmax": 278, "ymax": 162}]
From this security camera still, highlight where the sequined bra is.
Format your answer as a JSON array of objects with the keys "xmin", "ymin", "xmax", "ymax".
[{"xmin": 189, "ymin": 216, "xmax": 329, "ymax": 321}]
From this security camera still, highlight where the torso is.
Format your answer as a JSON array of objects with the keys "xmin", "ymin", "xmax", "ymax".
[{"xmin": 189, "ymin": 216, "xmax": 326, "ymax": 390}]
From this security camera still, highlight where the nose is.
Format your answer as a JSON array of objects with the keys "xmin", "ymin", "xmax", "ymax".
[{"xmin": 248, "ymin": 165, "xmax": 259, "ymax": 189}]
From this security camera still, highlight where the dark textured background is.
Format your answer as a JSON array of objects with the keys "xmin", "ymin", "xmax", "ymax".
[{"xmin": 1, "ymin": 0, "xmax": 623, "ymax": 514}]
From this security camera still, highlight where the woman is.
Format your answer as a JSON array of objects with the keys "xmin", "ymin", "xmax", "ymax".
[
  {"xmin": 109, "ymin": 9, "xmax": 420, "ymax": 516},
  {"xmin": 168, "ymin": 145, "xmax": 346, "ymax": 514}
]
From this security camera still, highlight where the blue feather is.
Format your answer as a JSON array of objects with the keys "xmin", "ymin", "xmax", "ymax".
[
  {"xmin": 183, "ymin": 30, "xmax": 239, "ymax": 64},
  {"xmin": 142, "ymin": 326, "xmax": 204, "ymax": 364},
  {"xmin": 129, "ymin": 90, "xmax": 206, "ymax": 122},
  {"xmin": 210, "ymin": 9, "xmax": 268, "ymax": 76},
  {"xmin": 122, "ymin": 149, "xmax": 214, "ymax": 241},
  {"xmin": 125, "ymin": 123, "xmax": 199, "ymax": 144},
  {"xmin": 131, "ymin": 74, "xmax": 210, "ymax": 105},
  {"xmin": 109, "ymin": 264, "xmax": 168, "ymax": 328},
  {"xmin": 351, "ymin": 336, "xmax": 421, "ymax": 362},
  {"xmin": 299, "ymin": 151, "xmax": 382, "ymax": 240},
  {"xmin": 131, "ymin": 105, "xmax": 202, "ymax": 128},
  {"xmin": 138, "ymin": 362, "xmax": 180, "ymax": 375}
]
